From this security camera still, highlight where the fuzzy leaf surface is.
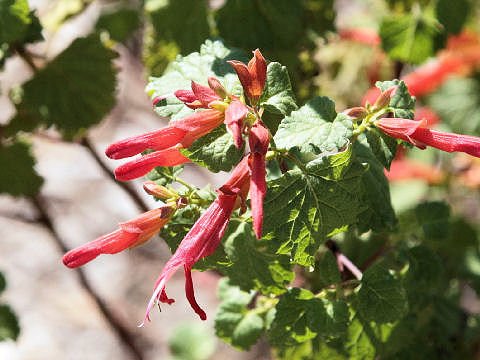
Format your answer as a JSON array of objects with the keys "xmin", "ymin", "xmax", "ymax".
[
  {"xmin": 147, "ymin": 0, "xmax": 210, "ymax": 55},
  {"xmin": 357, "ymin": 264, "xmax": 408, "ymax": 323},
  {"xmin": 180, "ymin": 125, "xmax": 244, "ymax": 173},
  {"xmin": 376, "ymin": 79, "xmax": 416, "ymax": 119},
  {"xmin": 222, "ymin": 222, "xmax": 294, "ymax": 295},
  {"xmin": 354, "ymin": 139, "xmax": 396, "ymax": 233},
  {"xmin": 214, "ymin": 279, "xmax": 264, "ymax": 350},
  {"xmin": 365, "ymin": 128, "xmax": 398, "ymax": 170},
  {"xmin": 146, "ymin": 39, "xmax": 247, "ymax": 121},
  {"xmin": 263, "ymin": 146, "xmax": 366, "ymax": 265},
  {"xmin": 259, "ymin": 62, "xmax": 297, "ymax": 116},
  {"xmin": 274, "ymin": 96, "xmax": 353, "ymax": 156},
  {"xmin": 267, "ymin": 288, "xmax": 349, "ymax": 346},
  {"xmin": 379, "ymin": 13, "xmax": 440, "ymax": 64},
  {"xmin": 7, "ymin": 35, "xmax": 117, "ymax": 140}
]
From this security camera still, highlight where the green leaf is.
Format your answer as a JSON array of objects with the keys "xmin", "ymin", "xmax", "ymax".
[
  {"xmin": 365, "ymin": 129, "xmax": 398, "ymax": 170},
  {"xmin": 214, "ymin": 279, "xmax": 264, "ymax": 350},
  {"xmin": 267, "ymin": 288, "xmax": 349, "ymax": 346},
  {"xmin": 357, "ymin": 264, "xmax": 408, "ymax": 323},
  {"xmin": 7, "ymin": 34, "xmax": 117, "ymax": 140},
  {"xmin": 0, "ymin": 140, "xmax": 43, "ymax": 196},
  {"xmin": 426, "ymin": 77, "xmax": 480, "ymax": 134},
  {"xmin": 379, "ymin": 12, "xmax": 440, "ymax": 64},
  {"xmin": 376, "ymin": 80, "xmax": 416, "ymax": 119},
  {"xmin": 168, "ymin": 322, "xmax": 216, "ymax": 360},
  {"xmin": 0, "ymin": 273, "xmax": 5, "ymax": 294},
  {"xmin": 222, "ymin": 222, "xmax": 294, "ymax": 295},
  {"xmin": 180, "ymin": 125, "xmax": 244, "ymax": 173},
  {"xmin": 354, "ymin": 139, "xmax": 397, "ymax": 233},
  {"xmin": 146, "ymin": 164, "xmax": 184, "ymax": 186},
  {"xmin": 274, "ymin": 96, "xmax": 353, "ymax": 156},
  {"xmin": 343, "ymin": 315, "xmax": 377, "ymax": 359},
  {"xmin": 95, "ymin": 7, "xmax": 141, "ymax": 43},
  {"xmin": 147, "ymin": 0, "xmax": 210, "ymax": 55},
  {"xmin": 0, "ymin": 304, "xmax": 20, "ymax": 341},
  {"xmin": 414, "ymin": 201, "xmax": 450, "ymax": 240},
  {"xmin": 216, "ymin": 0, "xmax": 304, "ymax": 52},
  {"xmin": 436, "ymin": 0, "xmax": 470, "ymax": 35},
  {"xmin": 0, "ymin": 0, "xmax": 30, "ymax": 44},
  {"xmin": 304, "ymin": 0, "xmax": 336, "ymax": 36},
  {"xmin": 405, "ymin": 245, "xmax": 443, "ymax": 293},
  {"xmin": 259, "ymin": 62, "xmax": 297, "ymax": 116},
  {"xmin": 318, "ymin": 251, "xmax": 341, "ymax": 286},
  {"xmin": 263, "ymin": 146, "xmax": 367, "ymax": 265},
  {"xmin": 146, "ymin": 39, "xmax": 247, "ymax": 121}
]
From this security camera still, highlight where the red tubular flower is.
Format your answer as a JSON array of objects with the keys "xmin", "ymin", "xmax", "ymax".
[
  {"xmin": 105, "ymin": 127, "xmax": 185, "ymax": 160},
  {"xmin": 105, "ymin": 109, "xmax": 225, "ymax": 181},
  {"xmin": 141, "ymin": 191, "xmax": 238, "ymax": 324},
  {"xmin": 228, "ymin": 49, "xmax": 267, "ymax": 105},
  {"xmin": 376, "ymin": 118, "xmax": 480, "ymax": 157},
  {"xmin": 63, "ymin": 206, "xmax": 173, "ymax": 268},
  {"xmin": 248, "ymin": 121, "xmax": 270, "ymax": 239},
  {"xmin": 385, "ymin": 158, "xmax": 444, "ymax": 184},
  {"xmin": 224, "ymin": 97, "xmax": 248, "ymax": 149},
  {"xmin": 220, "ymin": 156, "xmax": 251, "ymax": 212},
  {"xmin": 114, "ymin": 147, "xmax": 190, "ymax": 181},
  {"xmin": 402, "ymin": 56, "xmax": 465, "ymax": 97},
  {"xmin": 338, "ymin": 28, "xmax": 381, "ymax": 47}
]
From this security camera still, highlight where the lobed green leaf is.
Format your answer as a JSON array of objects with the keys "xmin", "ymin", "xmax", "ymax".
[
  {"xmin": 357, "ymin": 264, "xmax": 408, "ymax": 323},
  {"xmin": 180, "ymin": 125, "xmax": 244, "ymax": 173},
  {"xmin": 267, "ymin": 288, "xmax": 349, "ymax": 346},
  {"xmin": 263, "ymin": 146, "xmax": 367, "ymax": 266},
  {"xmin": 146, "ymin": 39, "xmax": 247, "ymax": 121},
  {"xmin": 376, "ymin": 79, "xmax": 416, "ymax": 119},
  {"xmin": 0, "ymin": 140, "xmax": 43, "ymax": 196},
  {"xmin": 222, "ymin": 222, "xmax": 294, "ymax": 295},
  {"xmin": 6, "ymin": 34, "xmax": 117, "ymax": 140},
  {"xmin": 379, "ymin": 13, "xmax": 440, "ymax": 64},
  {"xmin": 274, "ymin": 96, "xmax": 353, "ymax": 156},
  {"xmin": 260, "ymin": 62, "xmax": 297, "ymax": 117},
  {"xmin": 214, "ymin": 279, "xmax": 264, "ymax": 350}
]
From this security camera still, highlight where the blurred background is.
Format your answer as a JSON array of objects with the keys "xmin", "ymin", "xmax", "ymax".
[{"xmin": 1, "ymin": 0, "xmax": 480, "ymax": 359}]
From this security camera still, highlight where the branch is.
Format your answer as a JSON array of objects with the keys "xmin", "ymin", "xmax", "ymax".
[
  {"xmin": 80, "ymin": 136, "xmax": 150, "ymax": 213},
  {"xmin": 31, "ymin": 195, "xmax": 145, "ymax": 360}
]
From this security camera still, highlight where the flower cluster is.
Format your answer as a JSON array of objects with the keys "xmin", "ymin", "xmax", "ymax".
[{"xmin": 62, "ymin": 49, "xmax": 269, "ymax": 322}]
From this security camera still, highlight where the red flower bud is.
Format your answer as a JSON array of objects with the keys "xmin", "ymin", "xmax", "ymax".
[{"xmin": 228, "ymin": 49, "xmax": 267, "ymax": 105}]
